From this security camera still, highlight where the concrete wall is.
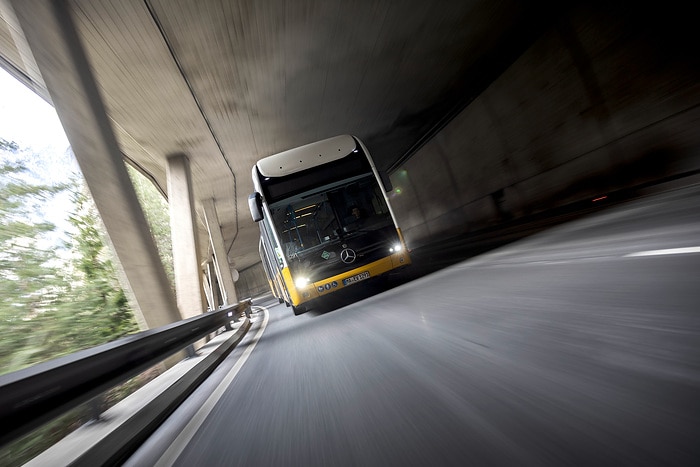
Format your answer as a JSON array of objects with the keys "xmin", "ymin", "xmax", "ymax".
[
  {"xmin": 390, "ymin": 4, "xmax": 700, "ymax": 248},
  {"xmin": 235, "ymin": 262, "xmax": 270, "ymax": 300}
]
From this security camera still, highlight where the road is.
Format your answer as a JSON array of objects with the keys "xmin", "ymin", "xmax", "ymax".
[{"xmin": 128, "ymin": 185, "xmax": 700, "ymax": 466}]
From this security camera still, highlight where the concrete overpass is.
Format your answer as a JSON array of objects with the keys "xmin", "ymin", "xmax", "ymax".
[{"xmin": 1, "ymin": 0, "xmax": 698, "ymax": 327}]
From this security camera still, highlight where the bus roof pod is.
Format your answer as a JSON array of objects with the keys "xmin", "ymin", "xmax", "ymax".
[{"xmin": 256, "ymin": 134, "xmax": 358, "ymax": 177}]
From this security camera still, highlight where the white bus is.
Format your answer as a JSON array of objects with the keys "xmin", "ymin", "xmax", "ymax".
[{"xmin": 248, "ymin": 135, "xmax": 410, "ymax": 315}]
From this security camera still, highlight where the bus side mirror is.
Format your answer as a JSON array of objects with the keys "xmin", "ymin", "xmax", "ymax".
[
  {"xmin": 248, "ymin": 192, "xmax": 264, "ymax": 222},
  {"xmin": 379, "ymin": 171, "xmax": 393, "ymax": 192}
]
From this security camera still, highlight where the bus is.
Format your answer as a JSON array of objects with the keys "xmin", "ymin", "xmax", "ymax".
[{"xmin": 248, "ymin": 134, "xmax": 411, "ymax": 315}]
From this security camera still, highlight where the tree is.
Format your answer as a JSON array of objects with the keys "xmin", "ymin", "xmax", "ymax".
[
  {"xmin": 0, "ymin": 156, "xmax": 66, "ymax": 372},
  {"xmin": 57, "ymin": 185, "xmax": 138, "ymax": 349},
  {"xmin": 127, "ymin": 165, "xmax": 174, "ymax": 290},
  {"xmin": 0, "ymin": 143, "xmax": 138, "ymax": 374},
  {"xmin": 0, "ymin": 142, "xmax": 155, "ymax": 463}
]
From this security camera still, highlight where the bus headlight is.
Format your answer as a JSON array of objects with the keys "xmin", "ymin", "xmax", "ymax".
[
  {"xmin": 390, "ymin": 244, "xmax": 403, "ymax": 253},
  {"xmin": 295, "ymin": 277, "xmax": 310, "ymax": 288}
]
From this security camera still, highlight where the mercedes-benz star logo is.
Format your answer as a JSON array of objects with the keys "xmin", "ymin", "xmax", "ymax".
[{"xmin": 340, "ymin": 248, "xmax": 357, "ymax": 264}]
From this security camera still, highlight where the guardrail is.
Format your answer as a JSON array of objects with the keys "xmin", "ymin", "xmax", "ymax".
[{"xmin": 0, "ymin": 300, "xmax": 252, "ymax": 448}]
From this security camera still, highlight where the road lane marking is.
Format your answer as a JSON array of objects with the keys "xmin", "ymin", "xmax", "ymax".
[
  {"xmin": 154, "ymin": 306, "xmax": 270, "ymax": 467},
  {"xmin": 625, "ymin": 247, "xmax": 700, "ymax": 257}
]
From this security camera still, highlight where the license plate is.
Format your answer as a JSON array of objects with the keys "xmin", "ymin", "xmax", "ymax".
[{"xmin": 343, "ymin": 271, "xmax": 370, "ymax": 286}]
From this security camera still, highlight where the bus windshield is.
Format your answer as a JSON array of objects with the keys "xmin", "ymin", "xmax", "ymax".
[
  {"xmin": 270, "ymin": 174, "xmax": 394, "ymax": 261},
  {"xmin": 250, "ymin": 135, "xmax": 411, "ymax": 309}
]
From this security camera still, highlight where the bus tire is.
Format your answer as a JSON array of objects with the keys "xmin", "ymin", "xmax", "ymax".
[{"xmin": 292, "ymin": 305, "xmax": 306, "ymax": 316}]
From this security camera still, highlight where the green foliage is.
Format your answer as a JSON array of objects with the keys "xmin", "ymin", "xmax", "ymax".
[
  {"xmin": 61, "ymin": 186, "xmax": 139, "ymax": 346},
  {"xmin": 127, "ymin": 165, "xmax": 174, "ymax": 290},
  {"xmin": 0, "ymin": 160, "xmax": 67, "ymax": 371},
  {"xmin": 0, "ymin": 148, "xmax": 177, "ymax": 464},
  {"xmin": 0, "ymin": 156, "xmax": 138, "ymax": 375},
  {"xmin": 0, "ymin": 404, "xmax": 92, "ymax": 467},
  {"xmin": 0, "ymin": 152, "xmax": 143, "ymax": 464}
]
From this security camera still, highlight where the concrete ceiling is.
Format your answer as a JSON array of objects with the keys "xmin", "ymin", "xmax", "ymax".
[{"xmin": 0, "ymin": 0, "xmax": 556, "ymax": 272}]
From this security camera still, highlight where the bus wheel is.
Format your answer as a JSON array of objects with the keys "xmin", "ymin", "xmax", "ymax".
[{"xmin": 292, "ymin": 304, "xmax": 306, "ymax": 316}]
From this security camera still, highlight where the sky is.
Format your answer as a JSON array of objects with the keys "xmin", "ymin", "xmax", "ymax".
[
  {"xmin": 0, "ymin": 67, "xmax": 78, "ymax": 244},
  {"xmin": 0, "ymin": 69, "xmax": 71, "ymax": 154}
]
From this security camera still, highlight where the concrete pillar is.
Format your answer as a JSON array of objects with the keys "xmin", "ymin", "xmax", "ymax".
[
  {"xmin": 202, "ymin": 261, "xmax": 217, "ymax": 311},
  {"xmin": 167, "ymin": 153, "xmax": 206, "ymax": 319},
  {"xmin": 10, "ymin": 0, "xmax": 180, "ymax": 329},
  {"xmin": 209, "ymin": 259, "xmax": 224, "ymax": 309},
  {"xmin": 201, "ymin": 198, "xmax": 239, "ymax": 305}
]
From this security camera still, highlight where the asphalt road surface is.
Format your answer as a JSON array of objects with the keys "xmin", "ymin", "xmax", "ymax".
[{"xmin": 128, "ymin": 185, "xmax": 700, "ymax": 466}]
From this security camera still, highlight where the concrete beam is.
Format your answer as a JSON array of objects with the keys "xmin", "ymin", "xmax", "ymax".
[
  {"xmin": 166, "ymin": 153, "xmax": 206, "ymax": 319},
  {"xmin": 10, "ymin": 0, "xmax": 180, "ymax": 328},
  {"xmin": 201, "ymin": 198, "xmax": 238, "ymax": 306}
]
